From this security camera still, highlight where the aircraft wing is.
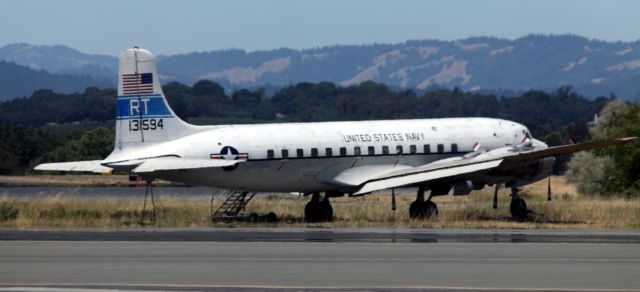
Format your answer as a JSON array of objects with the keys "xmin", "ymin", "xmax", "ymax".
[
  {"xmin": 34, "ymin": 160, "xmax": 113, "ymax": 174},
  {"xmin": 353, "ymin": 137, "xmax": 638, "ymax": 195},
  {"xmin": 354, "ymin": 159, "xmax": 502, "ymax": 195},
  {"xmin": 131, "ymin": 157, "xmax": 243, "ymax": 173},
  {"xmin": 503, "ymin": 137, "xmax": 638, "ymax": 163}
]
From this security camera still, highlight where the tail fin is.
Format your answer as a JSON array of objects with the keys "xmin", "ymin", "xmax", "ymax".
[{"xmin": 115, "ymin": 47, "xmax": 197, "ymax": 150}]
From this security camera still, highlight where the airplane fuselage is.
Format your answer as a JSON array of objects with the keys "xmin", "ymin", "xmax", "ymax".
[{"xmin": 112, "ymin": 117, "xmax": 529, "ymax": 193}]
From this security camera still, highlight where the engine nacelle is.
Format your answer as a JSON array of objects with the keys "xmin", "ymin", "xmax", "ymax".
[
  {"xmin": 475, "ymin": 144, "xmax": 556, "ymax": 187},
  {"xmin": 428, "ymin": 180, "xmax": 474, "ymax": 197},
  {"xmin": 452, "ymin": 180, "xmax": 473, "ymax": 196},
  {"xmin": 520, "ymin": 157, "xmax": 555, "ymax": 178},
  {"xmin": 508, "ymin": 157, "xmax": 556, "ymax": 187}
]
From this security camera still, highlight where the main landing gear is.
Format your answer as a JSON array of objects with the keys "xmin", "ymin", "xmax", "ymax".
[
  {"xmin": 409, "ymin": 186, "xmax": 438, "ymax": 219},
  {"xmin": 304, "ymin": 192, "xmax": 333, "ymax": 222}
]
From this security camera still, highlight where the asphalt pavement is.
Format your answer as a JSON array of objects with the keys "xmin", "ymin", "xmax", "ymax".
[{"xmin": 0, "ymin": 229, "xmax": 639, "ymax": 291}]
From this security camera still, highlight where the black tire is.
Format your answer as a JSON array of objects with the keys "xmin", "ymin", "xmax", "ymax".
[
  {"xmin": 424, "ymin": 201, "xmax": 438, "ymax": 218},
  {"xmin": 248, "ymin": 212, "xmax": 259, "ymax": 223},
  {"xmin": 409, "ymin": 201, "xmax": 424, "ymax": 219},
  {"xmin": 265, "ymin": 212, "xmax": 278, "ymax": 223},
  {"xmin": 304, "ymin": 201, "xmax": 319, "ymax": 222},
  {"xmin": 410, "ymin": 201, "xmax": 438, "ymax": 219},
  {"xmin": 320, "ymin": 200, "xmax": 333, "ymax": 222},
  {"xmin": 510, "ymin": 197, "xmax": 528, "ymax": 221}
]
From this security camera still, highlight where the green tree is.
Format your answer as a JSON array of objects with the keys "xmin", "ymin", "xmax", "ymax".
[
  {"xmin": 37, "ymin": 127, "xmax": 115, "ymax": 164},
  {"xmin": 567, "ymin": 100, "xmax": 640, "ymax": 196},
  {"xmin": 565, "ymin": 151, "xmax": 615, "ymax": 195},
  {"xmin": 0, "ymin": 124, "xmax": 46, "ymax": 174}
]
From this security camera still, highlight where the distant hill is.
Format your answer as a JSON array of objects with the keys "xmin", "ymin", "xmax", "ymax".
[
  {"xmin": 0, "ymin": 43, "xmax": 117, "ymax": 81},
  {"xmin": 0, "ymin": 61, "xmax": 113, "ymax": 100},
  {"xmin": 1, "ymin": 35, "xmax": 640, "ymax": 100},
  {"xmin": 156, "ymin": 35, "xmax": 640, "ymax": 100}
]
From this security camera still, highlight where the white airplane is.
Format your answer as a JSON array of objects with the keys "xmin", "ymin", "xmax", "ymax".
[{"xmin": 36, "ymin": 47, "xmax": 637, "ymax": 221}]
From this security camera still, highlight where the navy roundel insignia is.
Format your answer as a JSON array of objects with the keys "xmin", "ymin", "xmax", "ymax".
[{"xmin": 210, "ymin": 146, "xmax": 248, "ymax": 171}]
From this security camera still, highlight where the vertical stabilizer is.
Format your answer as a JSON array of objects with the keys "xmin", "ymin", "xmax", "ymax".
[{"xmin": 115, "ymin": 47, "xmax": 197, "ymax": 150}]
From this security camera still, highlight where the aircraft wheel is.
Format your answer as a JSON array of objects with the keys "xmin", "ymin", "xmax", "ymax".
[
  {"xmin": 304, "ymin": 200, "xmax": 320, "ymax": 222},
  {"xmin": 510, "ymin": 197, "xmax": 528, "ymax": 221},
  {"xmin": 249, "ymin": 212, "xmax": 259, "ymax": 223},
  {"xmin": 410, "ymin": 201, "xmax": 438, "ymax": 219},
  {"xmin": 424, "ymin": 201, "xmax": 438, "ymax": 218},
  {"xmin": 320, "ymin": 199, "xmax": 333, "ymax": 222},
  {"xmin": 265, "ymin": 212, "xmax": 278, "ymax": 223},
  {"xmin": 409, "ymin": 201, "xmax": 423, "ymax": 219}
]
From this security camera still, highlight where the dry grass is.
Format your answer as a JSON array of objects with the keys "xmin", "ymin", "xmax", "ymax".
[
  {"xmin": 0, "ymin": 175, "xmax": 173, "ymax": 186},
  {"xmin": 0, "ymin": 176, "xmax": 639, "ymax": 229}
]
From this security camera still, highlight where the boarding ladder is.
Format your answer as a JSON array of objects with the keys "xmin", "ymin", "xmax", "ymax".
[{"xmin": 211, "ymin": 191, "xmax": 256, "ymax": 222}]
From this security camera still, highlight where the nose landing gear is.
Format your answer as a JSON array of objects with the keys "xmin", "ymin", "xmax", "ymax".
[{"xmin": 509, "ymin": 187, "xmax": 529, "ymax": 221}]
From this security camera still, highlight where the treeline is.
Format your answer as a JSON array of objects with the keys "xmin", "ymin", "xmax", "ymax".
[
  {"xmin": 0, "ymin": 87, "xmax": 116, "ymax": 126},
  {"xmin": 0, "ymin": 80, "xmax": 612, "ymax": 175},
  {"xmin": 2, "ymin": 80, "xmax": 609, "ymax": 138}
]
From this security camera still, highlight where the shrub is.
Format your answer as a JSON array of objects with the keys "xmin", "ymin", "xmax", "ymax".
[
  {"xmin": 565, "ymin": 151, "xmax": 615, "ymax": 196},
  {"xmin": 0, "ymin": 204, "xmax": 19, "ymax": 220}
]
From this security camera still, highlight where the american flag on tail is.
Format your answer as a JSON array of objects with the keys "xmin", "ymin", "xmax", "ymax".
[{"xmin": 122, "ymin": 73, "xmax": 154, "ymax": 95}]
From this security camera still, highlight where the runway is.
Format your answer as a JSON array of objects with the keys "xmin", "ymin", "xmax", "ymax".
[
  {"xmin": 2, "ymin": 228, "xmax": 640, "ymax": 243},
  {"xmin": 1, "ymin": 229, "xmax": 639, "ymax": 291}
]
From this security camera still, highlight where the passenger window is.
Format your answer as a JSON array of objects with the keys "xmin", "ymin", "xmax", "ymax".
[
  {"xmin": 424, "ymin": 144, "xmax": 431, "ymax": 153},
  {"xmin": 410, "ymin": 145, "xmax": 417, "ymax": 154},
  {"xmin": 325, "ymin": 148, "xmax": 333, "ymax": 157},
  {"xmin": 311, "ymin": 148, "xmax": 318, "ymax": 157},
  {"xmin": 451, "ymin": 144, "xmax": 458, "ymax": 153},
  {"xmin": 368, "ymin": 146, "xmax": 375, "ymax": 155},
  {"xmin": 340, "ymin": 147, "xmax": 347, "ymax": 156},
  {"xmin": 396, "ymin": 145, "xmax": 403, "ymax": 154},
  {"xmin": 354, "ymin": 146, "xmax": 361, "ymax": 156},
  {"xmin": 382, "ymin": 146, "xmax": 389, "ymax": 155},
  {"xmin": 296, "ymin": 148, "xmax": 304, "ymax": 158},
  {"xmin": 437, "ymin": 144, "xmax": 444, "ymax": 153},
  {"xmin": 282, "ymin": 149, "xmax": 289, "ymax": 159},
  {"xmin": 267, "ymin": 150, "xmax": 274, "ymax": 159}
]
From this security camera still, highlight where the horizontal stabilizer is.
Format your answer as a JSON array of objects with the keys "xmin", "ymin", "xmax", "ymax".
[
  {"xmin": 132, "ymin": 157, "xmax": 243, "ymax": 173},
  {"xmin": 34, "ymin": 160, "xmax": 113, "ymax": 174}
]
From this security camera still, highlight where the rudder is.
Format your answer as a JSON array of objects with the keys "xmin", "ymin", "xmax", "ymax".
[{"xmin": 115, "ymin": 47, "xmax": 197, "ymax": 150}]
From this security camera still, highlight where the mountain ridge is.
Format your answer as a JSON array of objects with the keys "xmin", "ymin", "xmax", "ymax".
[
  {"xmin": 0, "ymin": 61, "xmax": 113, "ymax": 100},
  {"xmin": 1, "ymin": 34, "xmax": 639, "ymax": 100}
]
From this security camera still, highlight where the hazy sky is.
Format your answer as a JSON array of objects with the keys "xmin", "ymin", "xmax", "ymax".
[{"xmin": 1, "ymin": 0, "xmax": 638, "ymax": 56}]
